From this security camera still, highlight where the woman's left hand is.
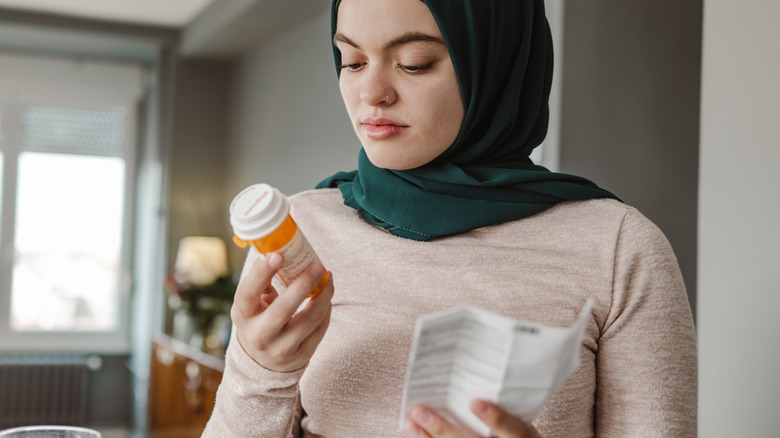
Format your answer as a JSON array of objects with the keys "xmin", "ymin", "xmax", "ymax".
[{"xmin": 403, "ymin": 400, "xmax": 542, "ymax": 438}]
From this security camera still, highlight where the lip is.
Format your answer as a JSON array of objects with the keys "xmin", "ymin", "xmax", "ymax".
[{"xmin": 361, "ymin": 117, "xmax": 408, "ymax": 140}]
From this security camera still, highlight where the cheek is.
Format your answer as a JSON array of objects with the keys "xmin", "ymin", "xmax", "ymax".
[
  {"xmin": 339, "ymin": 77, "xmax": 359, "ymax": 117},
  {"xmin": 417, "ymin": 83, "xmax": 464, "ymax": 142}
]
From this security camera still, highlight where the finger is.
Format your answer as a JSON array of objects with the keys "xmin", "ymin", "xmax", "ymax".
[
  {"xmin": 232, "ymin": 253, "xmax": 283, "ymax": 320},
  {"xmin": 243, "ymin": 269, "xmax": 333, "ymax": 372},
  {"xmin": 273, "ymin": 270, "xmax": 334, "ymax": 351},
  {"xmin": 409, "ymin": 405, "xmax": 478, "ymax": 438},
  {"xmin": 231, "ymin": 285, "xmax": 278, "ymax": 324},
  {"xmin": 259, "ymin": 262, "xmax": 330, "ymax": 339},
  {"xmin": 470, "ymin": 400, "xmax": 540, "ymax": 438},
  {"xmin": 404, "ymin": 419, "xmax": 432, "ymax": 438},
  {"xmin": 261, "ymin": 290, "xmax": 278, "ymax": 306}
]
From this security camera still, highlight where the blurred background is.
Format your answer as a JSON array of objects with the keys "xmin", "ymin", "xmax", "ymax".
[{"xmin": 0, "ymin": 0, "xmax": 777, "ymax": 437}]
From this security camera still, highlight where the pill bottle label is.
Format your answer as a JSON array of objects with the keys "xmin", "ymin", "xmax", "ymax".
[{"xmin": 275, "ymin": 227, "xmax": 319, "ymax": 285}]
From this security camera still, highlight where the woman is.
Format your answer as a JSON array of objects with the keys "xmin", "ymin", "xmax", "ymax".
[{"xmin": 204, "ymin": 0, "xmax": 697, "ymax": 436}]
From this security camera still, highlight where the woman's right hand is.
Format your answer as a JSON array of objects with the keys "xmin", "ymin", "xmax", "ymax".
[{"xmin": 230, "ymin": 252, "xmax": 334, "ymax": 372}]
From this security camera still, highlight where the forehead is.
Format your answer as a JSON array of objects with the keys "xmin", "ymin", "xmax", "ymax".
[{"xmin": 335, "ymin": 0, "xmax": 442, "ymax": 42}]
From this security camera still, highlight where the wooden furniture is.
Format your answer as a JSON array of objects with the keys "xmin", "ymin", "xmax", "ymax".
[{"xmin": 148, "ymin": 334, "xmax": 225, "ymax": 438}]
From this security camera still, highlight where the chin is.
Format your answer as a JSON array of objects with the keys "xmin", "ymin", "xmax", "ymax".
[
  {"xmin": 364, "ymin": 152, "xmax": 418, "ymax": 171},
  {"xmin": 361, "ymin": 138, "xmax": 439, "ymax": 170}
]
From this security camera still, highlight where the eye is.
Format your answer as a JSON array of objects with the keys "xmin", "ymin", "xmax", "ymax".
[
  {"xmin": 338, "ymin": 62, "xmax": 365, "ymax": 72},
  {"xmin": 398, "ymin": 63, "xmax": 433, "ymax": 74}
]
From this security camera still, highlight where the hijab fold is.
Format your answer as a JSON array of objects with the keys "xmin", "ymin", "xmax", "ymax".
[{"xmin": 318, "ymin": 0, "xmax": 619, "ymax": 241}]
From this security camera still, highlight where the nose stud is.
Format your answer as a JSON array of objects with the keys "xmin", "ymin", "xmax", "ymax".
[{"xmin": 361, "ymin": 92, "xmax": 393, "ymax": 105}]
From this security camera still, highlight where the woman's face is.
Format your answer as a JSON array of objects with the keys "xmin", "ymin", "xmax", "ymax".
[{"xmin": 335, "ymin": 0, "xmax": 464, "ymax": 170}]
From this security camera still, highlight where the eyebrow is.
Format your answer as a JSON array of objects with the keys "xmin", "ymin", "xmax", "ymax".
[{"xmin": 333, "ymin": 32, "xmax": 446, "ymax": 51}]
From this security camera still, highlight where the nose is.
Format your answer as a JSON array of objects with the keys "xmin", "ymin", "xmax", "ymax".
[{"xmin": 359, "ymin": 66, "xmax": 396, "ymax": 106}]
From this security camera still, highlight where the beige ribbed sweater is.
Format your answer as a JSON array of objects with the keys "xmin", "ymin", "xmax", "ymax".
[{"xmin": 203, "ymin": 188, "xmax": 697, "ymax": 437}]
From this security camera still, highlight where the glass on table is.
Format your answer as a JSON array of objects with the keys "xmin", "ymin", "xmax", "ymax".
[{"xmin": 0, "ymin": 426, "xmax": 101, "ymax": 438}]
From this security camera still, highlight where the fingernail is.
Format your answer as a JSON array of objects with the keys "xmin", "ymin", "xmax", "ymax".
[
  {"xmin": 309, "ymin": 263, "xmax": 325, "ymax": 278},
  {"xmin": 472, "ymin": 399, "xmax": 490, "ymax": 415},
  {"xmin": 267, "ymin": 253, "xmax": 283, "ymax": 269}
]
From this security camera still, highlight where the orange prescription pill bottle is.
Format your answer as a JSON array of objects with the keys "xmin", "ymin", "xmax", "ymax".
[{"xmin": 229, "ymin": 183, "xmax": 329, "ymax": 296}]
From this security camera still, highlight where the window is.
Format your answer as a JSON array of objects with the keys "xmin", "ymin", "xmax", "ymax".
[{"xmin": 0, "ymin": 53, "xmax": 144, "ymax": 352}]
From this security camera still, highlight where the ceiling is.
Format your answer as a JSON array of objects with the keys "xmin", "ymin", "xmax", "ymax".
[
  {"xmin": 0, "ymin": 0, "xmax": 217, "ymax": 27},
  {"xmin": 0, "ymin": 0, "xmax": 331, "ymax": 59}
]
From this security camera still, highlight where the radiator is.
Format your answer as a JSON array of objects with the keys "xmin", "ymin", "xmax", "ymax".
[{"xmin": 0, "ymin": 354, "xmax": 97, "ymax": 429}]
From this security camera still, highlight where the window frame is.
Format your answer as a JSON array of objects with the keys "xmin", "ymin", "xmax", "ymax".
[{"xmin": 0, "ymin": 53, "xmax": 144, "ymax": 353}]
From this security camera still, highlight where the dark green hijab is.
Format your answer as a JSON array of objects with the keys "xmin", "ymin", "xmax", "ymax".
[{"xmin": 317, "ymin": 0, "xmax": 619, "ymax": 241}]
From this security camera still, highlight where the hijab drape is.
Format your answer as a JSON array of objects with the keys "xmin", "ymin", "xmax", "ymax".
[{"xmin": 317, "ymin": 0, "xmax": 619, "ymax": 241}]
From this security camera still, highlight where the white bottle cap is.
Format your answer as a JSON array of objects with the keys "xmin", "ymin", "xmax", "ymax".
[{"xmin": 229, "ymin": 183, "xmax": 290, "ymax": 241}]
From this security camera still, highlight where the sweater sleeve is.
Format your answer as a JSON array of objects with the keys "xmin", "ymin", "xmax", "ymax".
[
  {"xmin": 202, "ymin": 248, "xmax": 305, "ymax": 437},
  {"xmin": 595, "ymin": 208, "xmax": 697, "ymax": 437},
  {"xmin": 201, "ymin": 330, "xmax": 305, "ymax": 438}
]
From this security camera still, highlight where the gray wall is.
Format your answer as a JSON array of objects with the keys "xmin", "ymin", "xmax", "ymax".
[
  {"xmin": 560, "ymin": 1, "xmax": 702, "ymax": 314},
  {"xmin": 225, "ymin": 10, "xmax": 359, "ymax": 199},
  {"xmin": 167, "ymin": 59, "xmax": 234, "ymax": 270},
  {"xmin": 698, "ymin": 0, "xmax": 780, "ymax": 435},
  {"xmin": 86, "ymin": 355, "xmax": 133, "ymax": 429}
]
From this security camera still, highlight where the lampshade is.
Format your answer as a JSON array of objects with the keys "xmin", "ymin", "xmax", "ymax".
[{"xmin": 174, "ymin": 236, "xmax": 229, "ymax": 286}]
